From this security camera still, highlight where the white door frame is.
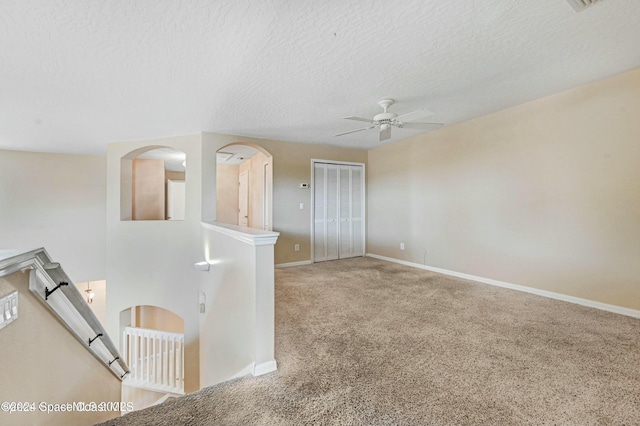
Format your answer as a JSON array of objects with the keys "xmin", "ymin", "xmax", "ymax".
[
  {"xmin": 263, "ymin": 161, "xmax": 272, "ymax": 231},
  {"xmin": 166, "ymin": 179, "xmax": 186, "ymax": 220},
  {"xmin": 238, "ymin": 170, "xmax": 249, "ymax": 226},
  {"xmin": 310, "ymin": 159, "xmax": 366, "ymax": 263}
]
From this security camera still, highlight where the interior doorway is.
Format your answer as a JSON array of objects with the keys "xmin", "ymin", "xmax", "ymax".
[
  {"xmin": 312, "ymin": 160, "xmax": 365, "ymax": 262},
  {"xmin": 216, "ymin": 143, "xmax": 273, "ymax": 230}
]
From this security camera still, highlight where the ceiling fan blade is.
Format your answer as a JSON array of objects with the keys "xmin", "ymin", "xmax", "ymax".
[
  {"xmin": 342, "ymin": 116, "xmax": 375, "ymax": 123},
  {"xmin": 379, "ymin": 125, "xmax": 391, "ymax": 141},
  {"xmin": 334, "ymin": 125, "xmax": 376, "ymax": 137},
  {"xmin": 395, "ymin": 109, "xmax": 434, "ymax": 123},
  {"xmin": 400, "ymin": 122, "xmax": 444, "ymax": 129}
]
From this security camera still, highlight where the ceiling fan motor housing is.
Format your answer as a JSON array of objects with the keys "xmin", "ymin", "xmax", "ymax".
[
  {"xmin": 375, "ymin": 99, "xmax": 399, "ymax": 126},
  {"xmin": 374, "ymin": 112, "xmax": 398, "ymax": 123}
]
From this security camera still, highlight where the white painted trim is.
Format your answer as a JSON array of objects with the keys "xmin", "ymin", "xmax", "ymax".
[
  {"xmin": 253, "ymin": 360, "xmax": 278, "ymax": 376},
  {"xmin": 275, "ymin": 260, "xmax": 312, "ymax": 269},
  {"xmin": 201, "ymin": 221, "xmax": 279, "ymax": 246},
  {"xmin": 0, "ymin": 247, "xmax": 129, "ymax": 379},
  {"xmin": 228, "ymin": 360, "xmax": 277, "ymax": 380},
  {"xmin": 366, "ymin": 253, "xmax": 640, "ymax": 319},
  {"xmin": 311, "ymin": 159, "xmax": 367, "ymax": 167},
  {"xmin": 152, "ymin": 393, "xmax": 179, "ymax": 407},
  {"xmin": 231, "ymin": 363, "xmax": 256, "ymax": 379}
]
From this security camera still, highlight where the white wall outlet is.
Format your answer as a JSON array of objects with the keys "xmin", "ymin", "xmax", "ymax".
[
  {"xmin": 300, "ymin": 183, "xmax": 309, "ymax": 189},
  {"xmin": 299, "ymin": 202, "xmax": 304, "ymax": 210},
  {"xmin": 294, "ymin": 244, "xmax": 300, "ymax": 252},
  {"xmin": 400, "ymin": 243, "xmax": 405, "ymax": 250}
]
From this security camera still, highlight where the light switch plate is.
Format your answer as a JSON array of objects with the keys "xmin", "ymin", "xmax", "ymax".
[{"xmin": 0, "ymin": 291, "xmax": 18, "ymax": 331}]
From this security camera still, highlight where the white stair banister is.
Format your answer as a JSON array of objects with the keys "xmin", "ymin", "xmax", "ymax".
[{"xmin": 123, "ymin": 326, "xmax": 185, "ymax": 394}]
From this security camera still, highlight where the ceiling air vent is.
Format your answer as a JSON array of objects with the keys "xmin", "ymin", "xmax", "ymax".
[{"xmin": 566, "ymin": 0, "xmax": 602, "ymax": 12}]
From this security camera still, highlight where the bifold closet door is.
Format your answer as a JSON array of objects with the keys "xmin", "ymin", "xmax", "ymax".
[
  {"xmin": 314, "ymin": 163, "xmax": 340, "ymax": 261},
  {"xmin": 338, "ymin": 165, "xmax": 364, "ymax": 258},
  {"xmin": 313, "ymin": 162, "xmax": 364, "ymax": 262}
]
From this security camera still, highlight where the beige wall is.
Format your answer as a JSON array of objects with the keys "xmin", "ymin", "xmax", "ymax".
[
  {"xmin": 135, "ymin": 305, "xmax": 184, "ymax": 334},
  {"xmin": 0, "ymin": 272, "xmax": 121, "ymax": 425},
  {"xmin": 367, "ymin": 68, "xmax": 640, "ymax": 310},
  {"xmin": 0, "ymin": 150, "xmax": 106, "ymax": 283},
  {"xmin": 239, "ymin": 139, "xmax": 368, "ymax": 264},
  {"xmin": 216, "ymin": 163, "xmax": 240, "ymax": 225},
  {"xmin": 132, "ymin": 158, "xmax": 165, "ymax": 220},
  {"xmin": 203, "ymin": 134, "xmax": 368, "ymax": 264},
  {"xmin": 165, "ymin": 171, "xmax": 185, "ymax": 182}
]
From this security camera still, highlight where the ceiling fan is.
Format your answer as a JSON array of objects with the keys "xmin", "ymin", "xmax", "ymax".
[{"xmin": 334, "ymin": 99, "xmax": 443, "ymax": 141}]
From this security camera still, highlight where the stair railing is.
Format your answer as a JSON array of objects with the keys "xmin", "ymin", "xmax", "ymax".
[{"xmin": 122, "ymin": 326, "xmax": 185, "ymax": 394}]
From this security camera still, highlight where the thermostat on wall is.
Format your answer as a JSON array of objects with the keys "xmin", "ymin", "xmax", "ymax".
[{"xmin": 300, "ymin": 183, "xmax": 309, "ymax": 189}]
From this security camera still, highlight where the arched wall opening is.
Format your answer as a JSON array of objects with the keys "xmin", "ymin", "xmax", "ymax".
[
  {"xmin": 119, "ymin": 305, "xmax": 185, "ymax": 334},
  {"xmin": 120, "ymin": 146, "xmax": 187, "ymax": 221},
  {"xmin": 216, "ymin": 143, "xmax": 273, "ymax": 231},
  {"xmin": 119, "ymin": 305, "xmax": 187, "ymax": 407}
]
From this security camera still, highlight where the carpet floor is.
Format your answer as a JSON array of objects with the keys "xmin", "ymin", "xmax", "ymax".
[{"xmin": 101, "ymin": 257, "xmax": 640, "ymax": 425}]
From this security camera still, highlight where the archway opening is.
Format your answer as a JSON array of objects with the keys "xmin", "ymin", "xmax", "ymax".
[
  {"xmin": 216, "ymin": 143, "xmax": 273, "ymax": 230},
  {"xmin": 120, "ymin": 146, "xmax": 186, "ymax": 221}
]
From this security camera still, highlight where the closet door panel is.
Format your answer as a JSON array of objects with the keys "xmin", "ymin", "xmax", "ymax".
[
  {"xmin": 350, "ymin": 165, "xmax": 364, "ymax": 256},
  {"xmin": 313, "ymin": 164, "xmax": 326, "ymax": 260},
  {"xmin": 325, "ymin": 164, "xmax": 339, "ymax": 260},
  {"xmin": 313, "ymin": 162, "xmax": 364, "ymax": 262},
  {"xmin": 339, "ymin": 166, "xmax": 353, "ymax": 257},
  {"xmin": 339, "ymin": 165, "xmax": 364, "ymax": 259},
  {"xmin": 313, "ymin": 163, "xmax": 339, "ymax": 261}
]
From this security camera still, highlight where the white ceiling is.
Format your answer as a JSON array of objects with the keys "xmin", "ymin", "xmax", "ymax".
[{"xmin": 1, "ymin": 0, "xmax": 639, "ymax": 155}]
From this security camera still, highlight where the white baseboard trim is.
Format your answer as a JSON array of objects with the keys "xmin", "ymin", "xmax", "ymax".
[
  {"xmin": 366, "ymin": 253, "xmax": 640, "ymax": 319},
  {"xmin": 253, "ymin": 360, "xmax": 278, "ymax": 376},
  {"xmin": 152, "ymin": 393, "xmax": 179, "ymax": 407},
  {"xmin": 275, "ymin": 260, "xmax": 312, "ymax": 268},
  {"xmin": 232, "ymin": 363, "xmax": 256, "ymax": 379}
]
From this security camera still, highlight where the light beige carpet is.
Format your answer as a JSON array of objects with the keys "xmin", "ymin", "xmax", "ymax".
[{"xmin": 101, "ymin": 257, "xmax": 640, "ymax": 425}]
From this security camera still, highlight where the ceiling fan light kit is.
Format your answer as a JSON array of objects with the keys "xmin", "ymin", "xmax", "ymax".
[{"xmin": 335, "ymin": 99, "xmax": 443, "ymax": 141}]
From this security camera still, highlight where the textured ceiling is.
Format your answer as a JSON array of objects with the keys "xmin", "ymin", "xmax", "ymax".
[{"xmin": 1, "ymin": 0, "xmax": 640, "ymax": 154}]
